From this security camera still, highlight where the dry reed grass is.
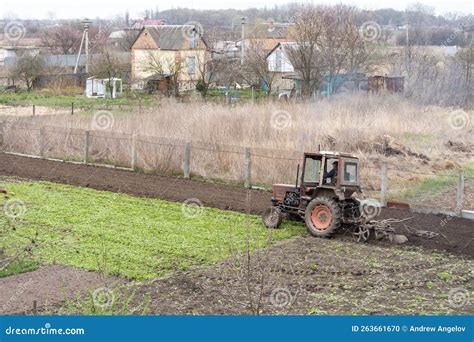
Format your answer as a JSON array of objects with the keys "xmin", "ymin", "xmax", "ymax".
[{"xmin": 1, "ymin": 93, "xmax": 472, "ymax": 208}]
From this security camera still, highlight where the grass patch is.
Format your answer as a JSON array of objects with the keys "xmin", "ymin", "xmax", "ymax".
[
  {"xmin": 0, "ymin": 91, "xmax": 156, "ymax": 108},
  {"xmin": 465, "ymin": 161, "xmax": 474, "ymax": 177},
  {"xmin": 389, "ymin": 161, "xmax": 474, "ymax": 202},
  {"xmin": 389, "ymin": 174, "xmax": 457, "ymax": 202},
  {"xmin": 0, "ymin": 180, "xmax": 302, "ymax": 280},
  {"xmin": 0, "ymin": 259, "xmax": 38, "ymax": 277}
]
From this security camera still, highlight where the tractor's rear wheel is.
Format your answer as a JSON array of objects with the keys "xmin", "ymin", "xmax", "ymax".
[
  {"xmin": 262, "ymin": 207, "xmax": 283, "ymax": 229},
  {"xmin": 305, "ymin": 197, "xmax": 341, "ymax": 237}
]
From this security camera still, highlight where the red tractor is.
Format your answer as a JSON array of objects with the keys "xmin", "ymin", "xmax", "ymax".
[{"xmin": 262, "ymin": 151, "xmax": 386, "ymax": 242}]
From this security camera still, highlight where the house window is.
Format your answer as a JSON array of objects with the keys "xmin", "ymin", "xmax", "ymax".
[{"xmin": 187, "ymin": 56, "xmax": 196, "ymax": 75}]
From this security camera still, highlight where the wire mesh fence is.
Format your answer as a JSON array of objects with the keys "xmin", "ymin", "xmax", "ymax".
[
  {"xmin": 385, "ymin": 168, "xmax": 461, "ymax": 212},
  {"xmin": 0, "ymin": 121, "xmax": 471, "ymax": 213}
]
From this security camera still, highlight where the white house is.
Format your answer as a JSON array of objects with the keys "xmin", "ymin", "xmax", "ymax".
[
  {"xmin": 266, "ymin": 42, "xmax": 298, "ymax": 93},
  {"xmin": 267, "ymin": 42, "xmax": 296, "ymax": 73}
]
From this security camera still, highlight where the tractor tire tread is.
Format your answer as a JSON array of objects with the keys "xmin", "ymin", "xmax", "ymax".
[{"xmin": 304, "ymin": 197, "xmax": 342, "ymax": 238}]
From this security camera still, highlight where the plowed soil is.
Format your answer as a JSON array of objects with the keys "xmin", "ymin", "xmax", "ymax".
[
  {"xmin": 0, "ymin": 152, "xmax": 472, "ymax": 257},
  {"xmin": 0, "ymin": 265, "xmax": 116, "ymax": 315},
  {"xmin": 124, "ymin": 236, "xmax": 473, "ymax": 315}
]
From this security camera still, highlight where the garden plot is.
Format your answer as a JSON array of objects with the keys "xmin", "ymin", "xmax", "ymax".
[{"xmin": 0, "ymin": 179, "xmax": 301, "ymax": 280}]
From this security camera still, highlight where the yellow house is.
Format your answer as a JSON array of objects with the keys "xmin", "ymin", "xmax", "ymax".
[{"xmin": 131, "ymin": 25, "xmax": 208, "ymax": 92}]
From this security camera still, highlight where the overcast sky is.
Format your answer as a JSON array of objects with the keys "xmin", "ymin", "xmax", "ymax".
[{"xmin": 2, "ymin": 0, "xmax": 472, "ymax": 19}]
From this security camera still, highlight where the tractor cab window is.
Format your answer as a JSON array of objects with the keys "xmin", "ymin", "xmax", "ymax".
[
  {"xmin": 324, "ymin": 158, "xmax": 339, "ymax": 184},
  {"xmin": 303, "ymin": 157, "xmax": 320, "ymax": 184},
  {"xmin": 342, "ymin": 160, "xmax": 358, "ymax": 184}
]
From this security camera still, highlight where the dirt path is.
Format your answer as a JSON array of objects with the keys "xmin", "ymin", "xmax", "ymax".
[
  {"xmin": 0, "ymin": 105, "xmax": 73, "ymax": 117},
  {"xmin": 0, "ymin": 265, "xmax": 114, "ymax": 315},
  {"xmin": 0, "ymin": 152, "xmax": 472, "ymax": 257}
]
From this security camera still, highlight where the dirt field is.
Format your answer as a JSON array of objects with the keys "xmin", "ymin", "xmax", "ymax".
[
  {"xmin": 11, "ymin": 236, "xmax": 473, "ymax": 316},
  {"xmin": 123, "ymin": 236, "xmax": 473, "ymax": 315},
  {"xmin": 0, "ymin": 152, "xmax": 472, "ymax": 315},
  {"xmin": 0, "ymin": 265, "xmax": 116, "ymax": 315},
  {"xmin": 0, "ymin": 152, "xmax": 472, "ymax": 258}
]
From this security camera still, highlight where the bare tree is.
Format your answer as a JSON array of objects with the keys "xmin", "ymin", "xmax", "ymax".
[
  {"xmin": 40, "ymin": 25, "xmax": 82, "ymax": 55},
  {"xmin": 90, "ymin": 49, "xmax": 129, "ymax": 98},
  {"xmin": 193, "ymin": 53, "xmax": 215, "ymax": 98},
  {"xmin": 389, "ymin": 45, "xmax": 473, "ymax": 108},
  {"xmin": 89, "ymin": 26, "xmax": 113, "ymax": 54},
  {"xmin": 287, "ymin": 5, "xmax": 376, "ymax": 97},
  {"xmin": 241, "ymin": 40, "xmax": 276, "ymax": 96},
  {"xmin": 286, "ymin": 6, "xmax": 326, "ymax": 97},
  {"xmin": 117, "ymin": 30, "xmax": 141, "ymax": 51},
  {"xmin": 142, "ymin": 52, "xmax": 183, "ymax": 97},
  {"xmin": 210, "ymin": 55, "xmax": 242, "ymax": 90},
  {"xmin": 10, "ymin": 54, "xmax": 45, "ymax": 91},
  {"xmin": 456, "ymin": 43, "xmax": 473, "ymax": 86}
]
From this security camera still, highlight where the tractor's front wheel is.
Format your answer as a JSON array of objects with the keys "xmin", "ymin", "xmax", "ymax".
[
  {"xmin": 262, "ymin": 207, "xmax": 283, "ymax": 229},
  {"xmin": 305, "ymin": 197, "xmax": 341, "ymax": 238}
]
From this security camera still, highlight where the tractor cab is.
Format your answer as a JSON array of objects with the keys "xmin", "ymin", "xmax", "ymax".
[
  {"xmin": 271, "ymin": 152, "xmax": 361, "ymax": 207},
  {"xmin": 301, "ymin": 151, "xmax": 361, "ymax": 199}
]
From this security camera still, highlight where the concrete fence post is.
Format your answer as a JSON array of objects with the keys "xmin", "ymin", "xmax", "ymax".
[
  {"xmin": 244, "ymin": 147, "xmax": 252, "ymax": 188},
  {"xmin": 39, "ymin": 127, "xmax": 45, "ymax": 157},
  {"xmin": 0, "ymin": 121, "xmax": 4, "ymax": 147},
  {"xmin": 456, "ymin": 170, "xmax": 465, "ymax": 214},
  {"xmin": 380, "ymin": 162, "xmax": 388, "ymax": 206},
  {"xmin": 131, "ymin": 133, "xmax": 137, "ymax": 171},
  {"xmin": 84, "ymin": 130, "xmax": 90, "ymax": 164},
  {"xmin": 71, "ymin": 102, "xmax": 74, "ymax": 115},
  {"xmin": 183, "ymin": 141, "xmax": 191, "ymax": 178},
  {"xmin": 32, "ymin": 105, "xmax": 36, "ymax": 116}
]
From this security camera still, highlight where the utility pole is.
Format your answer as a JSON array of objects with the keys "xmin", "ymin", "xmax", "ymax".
[
  {"xmin": 241, "ymin": 17, "xmax": 246, "ymax": 66},
  {"xmin": 405, "ymin": 23, "xmax": 409, "ymax": 69},
  {"xmin": 83, "ymin": 18, "xmax": 91, "ymax": 74},
  {"xmin": 74, "ymin": 18, "xmax": 92, "ymax": 74}
]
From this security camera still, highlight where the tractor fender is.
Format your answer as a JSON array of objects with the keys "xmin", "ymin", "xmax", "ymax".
[{"xmin": 312, "ymin": 188, "xmax": 338, "ymax": 200}]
